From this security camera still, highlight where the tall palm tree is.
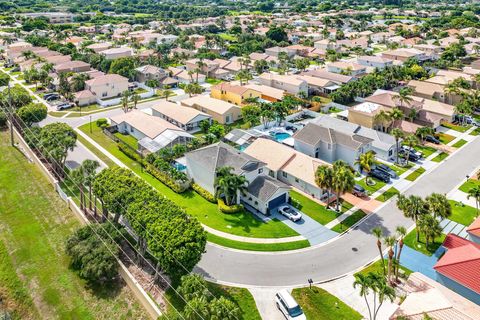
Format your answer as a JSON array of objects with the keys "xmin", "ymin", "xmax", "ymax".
[
  {"xmin": 391, "ymin": 128, "xmax": 404, "ymax": 164},
  {"xmin": 373, "ymin": 110, "xmax": 391, "ymax": 132},
  {"xmin": 121, "ymin": 90, "xmax": 131, "ymax": 113},
  {"xmin": 71, "ymin": 166, "xmax": 86, "ymax": 211},
  {"xmin": 394, "ymin": 226, "xmax": 407, "ymax": 282},
  {"xmin": 353, "ymin": 274, "xmax": 373, "ymax": 320},
  {"xmin": 393, "ymin": 87, "xmax": 413, "ymax": 108},
  {"xmin": 131, "ymin": 92, "xmax": 140, "ymax": 109},
  {"xmin": 71, "ymin": 73, "xmax": 90, "ymax": 92},
  {"xmin": 467, "ymin": 185, "xmax": 480, "ymax": 217},
  {"xmin": 372, "ymin": 227, "xmax": 386, "ymax": 275},
  {"xmin": 426, "ymin": 193, "xmax": 451, "ymax": 220},
  {"xmin": 397, "ymin": 195, "xmax": 427, "ymax": 241},
  {"xmin": 384, "ymin": 236, "xmax": 396, "ymax": 284},
  {"xmin": 331, "ymin": 161, "xmax": 355, "ymax": 211},
  {"xmin": 388, "ymin": 107, "xmax": 404, "ymax": 131},
  {"xmin": 372, "ymin": 277, "xmax": 396, "ymax": 320},
  {"xmin": 315, "ymin": 165, "xmax": 333, "ymax": 209},
  {"xmin": 355, "ymin": 151, "xmax": 376, "ymax": 185},
  {"xmin": 82, "ymin": 160, "xmax": 100, "ymax": 213},
  {"xmin": 417, "ymin": 214, "xmax": 442, "ymax": 248},
  {"xmin": 403, "ymin": 134, "xmax": 418, "ymax": 166},
  {"xmin": 415, "ymin": 127, "xmax": 434, "ymax": 144},
  {"xmin": 215, "ymin": 167, "xmax": 247, "ymax": 206}
]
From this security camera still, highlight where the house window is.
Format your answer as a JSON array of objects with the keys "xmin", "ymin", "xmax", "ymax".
[
  {"xmin": 282, "ymin": 172, "xmax": 287, "ymax": 178},
  {"xmin": 327, "ymin": 143, "xmax": 331, "ymax": 150},
  {"xmin": 269, "ymin": 170, "xmax": 274, "ymax": 177},
  {"xmin": 102, "ymin": 92, "xmax": 107, "ymax": 97}
]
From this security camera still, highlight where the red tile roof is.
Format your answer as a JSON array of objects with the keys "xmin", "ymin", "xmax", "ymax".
[
  {"xmin": 434, "ymin": 234, "xmax": 480, "ymax": 294},
  {"xmin": 467, "ymin": 217, "xmax": 480, "ymax": 237}
]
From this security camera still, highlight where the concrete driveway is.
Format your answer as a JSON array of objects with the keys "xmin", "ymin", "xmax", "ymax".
[{"xmin": 273, "ymin": 206, "xmax": 338, "ymax": 245}]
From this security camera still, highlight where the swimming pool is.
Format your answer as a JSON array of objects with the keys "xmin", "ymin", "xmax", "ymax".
[
  {"xmin": 172, "ymin": 162, "xmax": 187, "ymax": 171},
  {"xmin": 271, "ymin": 132, "xmax": 292, "ymax": 142},
  {"xmin": 237, "ymin": 144, "xmax": 250, "ymax": 151}
]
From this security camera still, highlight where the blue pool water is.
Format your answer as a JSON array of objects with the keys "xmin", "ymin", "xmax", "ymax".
[
  {"xmin": 272, "ymin": 132, "xmax": 291, "ymax": 142},
  {"xmin": 237, "ymin": 144, "xmax": 250, "ymax": 151},
  {"xmin": 172, "ymin": 162, "xmax": 187, "ymax": 171}
]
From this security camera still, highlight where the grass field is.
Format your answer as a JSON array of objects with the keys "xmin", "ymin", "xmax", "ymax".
[
  {"xmin": 449, "ymin": 200, "xmax": 478, "ymax": 226},
  {"xmin": 431, "ymin": 152, "xmax": 449, "ymax": 163},
  {"xmin": 207, "ymin": 233, "xmax": 310, "ymax": 251},
  {"xmin": 414, "ymin": 145, "xmax": 437, "ymax": 158},
  {"xmin": 376, "ymin": 187, "xmax": 399, "ymax": 202},
  {"xmin": 441, "ymin": 123, "xmax": 471, "ymax": 133},
  {"xmin": 452, "ymin": 139, "xmax": 467, "ymax": 148},
  {"xmin": 78, "ymin": 124, "xmax": 298, "ymax": 239},
  {"xmin": 405, "ymin": 167, "xmax": 426, "ymax": 181},
  {"xmin": 114, "ymin": 132, "xmax": 139, "ymax": 150},
  {"xmin": 290, "ymin": 190, "xmax": 344, "ymax": 225},
  {"xmin": 458, "ymin": 178, "xmax": 480, "ymax": 193},
  {"xmin": 357, "ymin": 177, "xmax": 386, "ymax": 194},
  {"xmin": 355, "ymin": 259, "xmax": 412, "ymax": 278},
  {"xmin": 292, "ymin": 287, "xmax": 362, "ymax": 320},
  {"xmin": 437, "ymin": 133, "xmax": 455, "ymax": 144},
  {"xmin": 331, "ymin": 210, "xmax": 367, "ymax": 233},
  {"xmin": 0, "ymin": 131, "xmax": 148, "ymax": 319},
  {"xmin": 404, "ymin": 229, "xmax": 446, "ymax": 256}
]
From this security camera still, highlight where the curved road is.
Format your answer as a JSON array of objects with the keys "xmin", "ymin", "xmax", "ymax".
[{"xmin": 196, "ymin": 136, "xmax": 480, "ymax": 287}]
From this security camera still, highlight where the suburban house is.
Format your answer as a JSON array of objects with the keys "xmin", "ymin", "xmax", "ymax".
[
  {"xmin": 169, "ymin": 67, "xmax": 206, "ymax": 84},
  {"xmin": 314, "ymin": 39, "xmax": 341, "ymax": 51},
  {"xmin": 54, "ymin": 60, "xmax": 91, "ymax": 73},
  {"xmin": 408, "ymin": 79, "xmax": 464, "ymax": 105},
  {"xmin": 302, "ymin": 69, "xmax": 354, "ymax": 85},
  {"xmin": 85, "ymin": 74, "xmax": 129, "ymax": 99},
  {"xmin": 74, "ymin": 90, "xmax": 96, "ymax": 107},
  {"xmin": 326, "ymin": 61, "xmax": 367, "ymax": 77},
  {"xmin": 434, "ymin": 234, "xmax": 480, "ymax": 305},
  {"xmin": 311, "ymin": 115, "xmax": 398, "ymax": 162},
  {"xmin": 381, "ymin": 48, "xmax": 427, "ymax": 62},
  {"xmin": 244, "ymin": 138, "xmax": 331, "ymax": 201},
  {"xmin": 185, "ymin": 58, "xmax": 219, "ymax": 77},
  {"xmin": 259, "ymin": 73, "xmax": 308, "ymax": 97},
  {"xmin": 293, "ymin": 122, "xmax": 373, "ymax": 169},
  {"xmin": 185, "ymin": 142, "xmax": 291, "ymax": 214},
  {"xmin": 348, "ymin": 101, "xmax": 393, "ymax": 130},
  {"xmin": 101, "ymin": 47, "xmax": 134, "ymax": 60},
  {"xmin": 135, "ymin": 65, "xmax": 168, "ymax": 83},
  {"xmin": 210, "ymin": 83, "xmax": 262, "ymax": 105},
  {"xmin": 467, "ymin": 217, "xmax": 480, "ymax": 243},
  {"xmin": 265, "ymin": 46, "xmax": 296, "ymax": 58},
  {"xmin": 149, "ymin": 100, "xmax": 212, "ymax": 133},
  {"xmin": 357, "ymin": 56, "xmax": 394, "ymax": 70},
  {"xmin": 295, "ymin": 75, "xmax": 339, "ymax": 95},
  {"xmin": 243, "ymin": 83, "xmax": 285, "ymax": 102},
  {"xmin": 110, "ymin": 110, "xmax": 193, "ymax": 154},
  {"xmin": 181, "ymin": 95, "xmax": 242, "ymax": 124}
]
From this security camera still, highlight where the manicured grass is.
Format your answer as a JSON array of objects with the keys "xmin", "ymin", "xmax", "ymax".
[
  {"xmin": 78, "ymin": 124, "xmax": 298, "ymax": 239},
  {"xmin": 207, "ymin": 233, "xmax": 310, "ymax": 251},
  {"xmin": 436, "ymin": 133, "xmax": 455, "ymax": 144},
  {"xmin": 206, "ymin": 78, "xmax": 223, "ymax": 85},
  {"xmin": 390, "ymin": 163, "xmax": 410, "ymax": 176},
  {"xmin": 441, "ymin": 123, "xmax": 471, "ymax": 133},
  {"xmin": 355, "ymin": 259, "xmax": 412, "ymax": 278},
  {"xmin": 459, "ymin": 178, "xmax": 480, "ymax": 193},
  {"xmin": 470, "ymin": 127, "xmax": 480, "ymax": 136},
  {"xmin": 48, "ymin": 111, "xmax": 67, "ymax": 117},
  {"xmin": 114, "ymin": 132, "xmax": 139, "ymax": 149},
  {"xmin": 218, "ymin": 33, "xmax": 238, "ymax": 42},
  {"xmin": 76, "ymin": 132, "xmax": 116, "ymax": 167},
  {"xmin": 292, "ymin": 287, "xmax": 362, "ymax": 320},
  {"xmin": 452, "ymin": 139, "xmax": 467, "ymax": 148},
  {"xmin": 331, "ymin": 210, "xmax": 367, "ymax": 233},
  {"xmin": 405, "ymin": 167, "xmax": 426, "ymax": 181},
  {"xmin": 376, "ymin": 187, "xmax": 399, "ymax": 202},
  {"xmin": 357, "ymin": 177, "xmax": 387, "ymax": 194},
  {"xmin": 404, "ymin": 229, "xmax": 446, "ymax": 256},
  {"xmin": 290, "ymin": 190, "xmax": 341, "ymax": 225},
  {"xmin": 166, "ymin": 283, "xmax": 261, "ymax": 320},
  {"xmin": 0, "ymin": 131, "xmax": 148, "ymax": 319},
  {"xmin": 431, "ymin": 152, "xmax": 449, "ymax": 163},
  {"xmin": 414, "ymin": 144, "xmax": 437, "ymax": 158},
  {"xmin": 449, "ymin": 200, "xmax": 478, "ymax": 226},
  {"xmin": 71, "ymin": 103, "xmax": 101, "ymax": 112}
]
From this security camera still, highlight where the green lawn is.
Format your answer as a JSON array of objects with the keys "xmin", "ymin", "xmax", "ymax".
[
  {"xmin": 436, "ymin": 133, "xmax": 455, "ymax": 145},
  {"xmin": 166, "ymin": 283, "xmax": 261, "ymax": 320},
  {"xmin": 218, "ymin": 33, "xmax": 238, "ymax": 42},
  {"xmin": 404, "ymin": 229, "xmax": 446, "ymax": 256},
  {"xmin": 390, "ymin": 163, "xmax": 410, "ymax": 176},
  {"xmin": 72, "ymin": 104, "xmax": 101, "ymax": 112},
  {"xmin": 290, "ymin": 190, "xmax": 341, "ymax": 225},
  {"xmin": 431, "ymin": 152, "xmax": 449, "ymax": 163},
  {"xmin": 292, "ymin": 287, "xmax": 362, "ymax": 320},
  {"xmin": 357, "ymin": 177, "xmax": 386, "ymax": 194},
  {"xmin": 459, "ymin": 179, "xmax": 480, "ymax": 193},
  {"xmin": 331, "ymin": 210, "xmax": 367, "ymax": 233},
  {"xmin": 206, "ymin": 78, "xmax": 223, "ymax": 85},
  {"xmin": 452, "ymin": 139, "xmax": 467, "ymax": 148},
  {"xmin": 470, "ymin": 127, "xmax": 480, "ymax": 136},
  {"xmin": 449, "ymin": 200, "xmax": 478, "ymax": 226},
  {"xmin": 414, "ymin": 145, "xmax": 437, "ymax": 158},
  {"xmin": 76, "ymin": 133, "xmax": 116, "ymax": 167},
  {"xmin": 376, "ymin": 187, "xmax": 399, "ymax": 202},
  {"xmin": 78, "ymin": 124, "xmax": 298, "ymax": 239},
  {"xmin": 355, "ymin": 259, "xmax": 412, "ymax": 278},
  {"xmin": 207, "ymin": 233, "xmax": 310, "ymax": 251},
  {"xmin": 405, "ymin": 167, "xmax": 426, "ymax": 181},
  {"xmin": 114, "ymin": 132, "xmax": 139, "ymax": 150},
  {"xmin": 0, "ymin": 131, "xmax": 148, "ymax": 319},
  {"xmin": 441, "ymin": 123, "xmax": 471, "ymax": 133}
]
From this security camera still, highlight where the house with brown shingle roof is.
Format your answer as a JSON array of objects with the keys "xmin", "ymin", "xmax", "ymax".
[
  {"xmin": 210, "ymin": 82, "xmax": 261, "ymax": 105},
  {"xmin": 85, "ymin": 74, "xmax": 129, "ymax": 99},
  {"xmin": 149, "ymin": 100, "xmax": 211, "ymax": 133}
]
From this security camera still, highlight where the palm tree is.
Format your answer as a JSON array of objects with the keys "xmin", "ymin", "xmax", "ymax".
[
  {"xmin": 71, "ymin": 166, "xmax": 86, "ymax": 211},
  {"xmin": 315, "ymin": 165, "xmax": 333, "ymax": 209},
  {"xmin": 426, "ymin": 193, "xmax": 451, "ymax": 220},
  {"xmin": 415, "ymin": 127, "xmax": 434, "ymax": 144},
  {"xmin": 121, "ymin": 90, "xmax": 131, "ymax": 113},
  {"xmin": 372, "ymin": 277, "xmax": 396, "ymax": 320},
  {"xmin": 391, "ymin": 128, "xmax": 404, "ymax": 164},
  {"xmin": 403, "ymin": 134, "xmax": 418, "ymax": 166},
  {"xmin": 372, "ymin": 227, "xmax": 386, "ymax": 276},
  {"xmin": 397, "ymin": 195, "xmax": 427, "ymax": 241},
  {"xmin": 131, "ymin": 92, "xmax": 140, "ymax": 109},
  {"xmin": 356, "ymin": 151, "xmax": 376, "ymax": 185},
  {"xmin": 71, "ymin": 73, "xmax": 90, "ymax": 92},
  {"xmin": 384, "ymin": 236, "xmax": 396, "ymax": 284},
  {"xmin": 388, "ymin": 107, "xmax": 404, "ymax": 130},
  {"xmin": 394, "ymin": 226, "xmax": 407, "ymax": 282},
  {"xmin": 353, "ymin": 274, "xmax": 373, "ymax": 320},
  {"xmin": 417, "ymin": 214, "xmax": 442, "ymax": 248},
  {"xmin": 373, "ymin": 110, "xmax": 392, "ymax": 132},
  {"xmin": 331, "ymin": 161, "xmax": 355, "ymax": 211},
  {"xmin": 393, "ymin": 87, "xmax": 413, "ymax": 108},
  {"xmin": 215, "ymin": 167, "xmax": 247, "ymax": 206},
  {"xmin": 467, "ymin": 185, "xmax": 480, "ymax": 217},
  {"xmin": 81, "ymin": 160, "xmax": 100, "ymax": 213}
]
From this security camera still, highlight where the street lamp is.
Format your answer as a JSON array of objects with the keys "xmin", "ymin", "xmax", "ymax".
[{"xmin": 308, "ymin": 278, "xmax": 313, "ymax": 289}]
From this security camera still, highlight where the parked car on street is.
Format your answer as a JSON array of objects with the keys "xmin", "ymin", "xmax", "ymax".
[
  {"xmin": 56, "ymin": 102, "xmax": 74, "ymax": 111},
  {"xmin": 375, "ymin": 163, "xmax": 398, "ymax": 179},
  {"xmin": 425, "ymin": 135, "xmax": 440, "ymax": 144},
  {"xmin": 352, "ymin": 184, "xmax": 368, "ymax": 197},
  {"xmin": 275, "ymin": 290, "xmax": 306, "ymax": 320},
  {"xmin": 401, "ymin": 145, "xmax": 422, "ymax": 158},
  {"xmin": 278, "ymin": 206, "xmax": 302, "ymax": 222},
  {"xmin": 45, "ymin": 94, "xmax": 60, "ymax": 102},
  {"xmin": 369, "ymin": 168, "xmax": 391, "ymax": 183},
  {"xmin": 399, "ymin": 150, "xmax": 421, "ymax": 162}
]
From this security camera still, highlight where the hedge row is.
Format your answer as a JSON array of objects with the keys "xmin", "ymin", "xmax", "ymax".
[
  {"xmin": 143, "ymin": 163, "xmax": 190, "ymax": 193},
  {"xmin": 192, "ymin": 183, "xmax": 217, "ymax": 203},
  {"xmin": 117, "ymin": 141, "xmax": 143, "ymax": 162},
  {"xmin": 218, "ymin": 199, "xmax": 244, "ymax": 214}
]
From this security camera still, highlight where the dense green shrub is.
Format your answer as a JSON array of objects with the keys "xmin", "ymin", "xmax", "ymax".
[
  {"xmin": 117, "ymin": 141, "xmax": 142, "ymax": 162},
  {"xmin": 192, "ymin": 183, "xmax": 217, "ymax": 203},
  {"xmin": 0, "ymin": 111, "xmax": 6, "ymax": 128},
  {"xmin": 144, "ymin": 163, "xmax": 190, "ymax": 193},
  {"xmin": 96, "ymin": 118, "xmax": 109, "ymax": 128},
  {"xmin": 218, "ymin": 198, "xmax": 244, "ymax": 214}
]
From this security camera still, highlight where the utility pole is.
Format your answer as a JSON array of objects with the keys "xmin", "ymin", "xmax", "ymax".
[{"xmin": 7, "ymin": 81, "xmax": 14, "ymax": 146}]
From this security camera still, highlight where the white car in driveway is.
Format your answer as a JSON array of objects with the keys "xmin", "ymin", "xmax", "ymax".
[
  {"xmin": 275, "ymin": 290, "xmax": 306, "ymax": 320},
  {"xmin": 278, "ymin": 206, "xmax": 302, "ymax": 222}
]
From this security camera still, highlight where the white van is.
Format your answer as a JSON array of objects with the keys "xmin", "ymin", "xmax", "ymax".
[{"xmin": 275, "ymin": 290, "xmax": 306, "ymax": 320}]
